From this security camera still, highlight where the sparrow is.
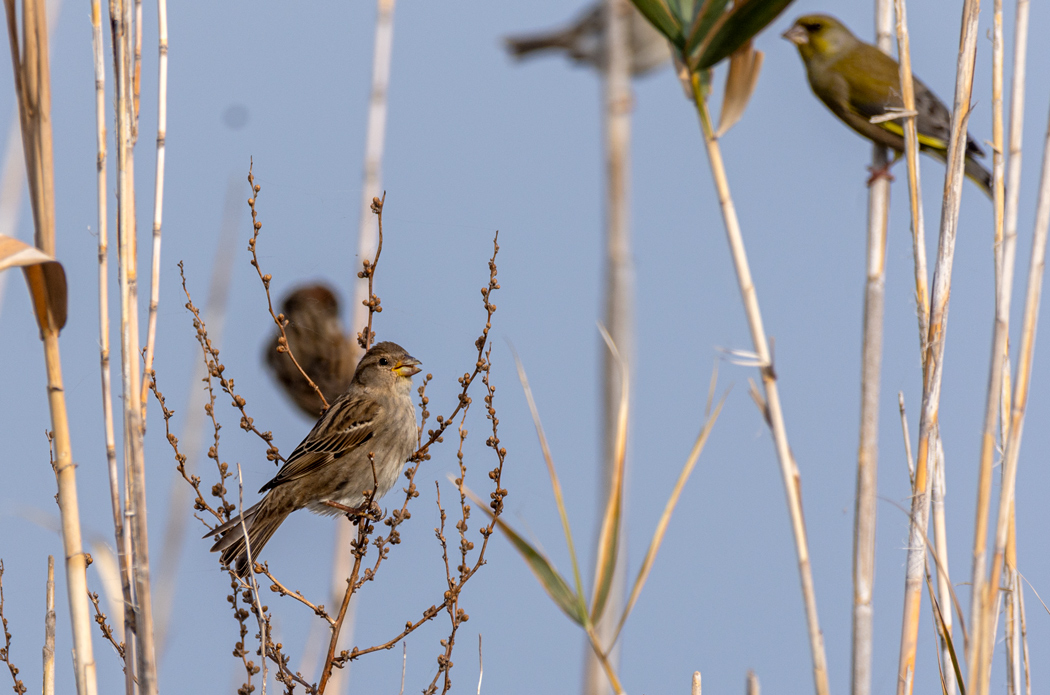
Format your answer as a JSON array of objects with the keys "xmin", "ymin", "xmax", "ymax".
[
  {"xmin": 505, "ymin": 1, "xmax": 671, "ymax": 77},
  {"xmin": 263, "ymin": 284, "xmax": 357, "ymax": 419},
  {"xmin": 783, "ymin": 13, "xmax": 993, "ymax": 196},
  {"xmin": 208, "ymin": 341, "xmax": 421, "ymax": 577}
]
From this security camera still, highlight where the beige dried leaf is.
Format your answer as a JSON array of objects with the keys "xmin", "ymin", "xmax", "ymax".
[{"xmin": 0, "ymin": 234, "xmax": 66, "ymax": 331}]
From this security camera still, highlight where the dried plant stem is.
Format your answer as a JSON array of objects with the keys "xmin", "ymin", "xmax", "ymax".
[
  {"xmin": 139, "ymin": 0, "xmax": 168, "ymax": 410},
  {"xmin": 930, "ymin": 441, "xmax": 955, "ymax": 695},
  {"xmin": 689, "ymin": 75, "xmax": 829, "ymax": 695},
  {"xmin": 851, "ymin": 5, "xmax": 892, "ymax": 693},
  {"xmin": 154, "ymin": 176, "xmax": 241, "ymax": 655},
  {"xmin": 3, "ymin": 1, "xmax": 98, "ymax": 693},
  {"xmin": 586, "ymin": 3, "xmax": 633, "ymax": 695},
  {"xmin": 247, "ymin": 165, "xmax": 330, "ymax": 412},
  {"xmin": 892, "ymin": 5, "xmax": 958, "ymax": 692},
  {"xmin": 975, "ymin": 98, "xmax": 1050, "ymax": 695},
  {"xmin": 895, "ymin": 1, "xmax": 981, "ymax": 692},
  {"xmin": 892, "ymin": 0, "xmax": 930, "ymax": 345},
  {"xmin": 1004, "ymin": 504, "xmax": 1021, "ymax": 695},
  {"xmin": 326, "ymin": 2, "xmax": 397, "ymax": 685},
  {"xmin": 110, "ymin": 0, "xmax": 157, "ymax": 690},
  {"xmin": 42, "ymin": 556, "xmax": 54, "ymax": 695},
  {"xmin": 969, "ymin": 0, "xmax": 1029, "ymax": 687},
  {"xmin": 236, "ymin": 464, "xmax": 268, "ymax": 695},
  {"xmin": 92, "ymin": 2, "xmax": 134, "ymax": 692}
]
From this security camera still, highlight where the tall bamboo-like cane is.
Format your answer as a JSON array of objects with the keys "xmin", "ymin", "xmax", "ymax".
[
  {"xmin": 894, "ymin": 1, "xmax": 981, "ymax": 692},
  {"xmin": 850, "ymin": 4, "xmax": 892, "ymax": 693},
  {"xmin": 584, "ymin": 3, "xmax": 633, "ymax": 695},
  {"xmin": 2, "ymin": 1, "xmax": 98, "ymax": 692}
]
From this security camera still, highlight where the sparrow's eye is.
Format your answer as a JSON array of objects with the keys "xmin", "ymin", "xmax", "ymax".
[{"xmin": 378, "ymin": 357, "xmax": 389, "ymax": 366}]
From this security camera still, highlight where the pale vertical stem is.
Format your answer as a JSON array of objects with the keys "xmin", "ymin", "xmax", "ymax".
[
  {"xmin": 851, "ymin": 4, "xmax": 892, "ymax": 692},
  {"xmin": 326, "ymin": 2, "xmax": 397, "ymax": 691},
  {"xmin": 3, "ymin": 0, "xmax": 98, "ymax": 691},
  {"xmin": 892, "ymin": 0, "xmax": 929, "ymax": 342},
  {"xmin": 153, "ymin": 176, "xmax": 241, "ymax": 655},
  {"xmin": 42, "ymin": 555, "xmax": 54, "ymax": 695},
  {"xmin": 977, "ymin": 98, "xmax": 1050, "ymax": 695},
  {"xmin": 585, "ymin": 2, "xmax": 632, "ymax": 695},
  {"xmin": 690, "ymin": 79, "xmax": 829, "ymax": 695},
  {"xmin": 969, "ymin": 0, "xmax": 1029, "ymax": 684},
  {"xmin": 931, "ymin": 438, "xmax": 955, "ymax": 695},
  {"xmin": 139, "ymin": 0, "xmax": 167, "ymax": 410},
  {"xmin": 895, "ymin": 1, "xmax": 982, "ymax": 692},
  {"xmin": 0, "ymin": 115, "xmax": 25, "ymax": 312},
  {"xmin": 1019, "ymin": 580, "xmax": 1031, "ymax": 695},
  {"xmin": 995, "ymin": 6, "xmax": 1029, "ymax": 695},
  {"xmin": 898, "ymin": 393, "xmax": 914, "ymax": 482},
  {"xmin": 94, "ymin": 2, "xmax": 134, "ymax": 693},
  {"xmin": 112, "ymin": 0, "xmax": 157, "ymax": 690},
  {"xmin": 1004, "ymin": 502, "xmax": 1020, "ymax": 695}
]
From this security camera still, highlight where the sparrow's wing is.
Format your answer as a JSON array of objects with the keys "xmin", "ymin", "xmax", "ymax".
[{"xmin": 259, "ymin": 394, "xmax": 380, "ymax": 493}]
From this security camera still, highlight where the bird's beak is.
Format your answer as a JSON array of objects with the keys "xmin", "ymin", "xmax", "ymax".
[
  {"xmin": 782, "ymin": 24, "xmax": 808, "ymax": 45},
  {"xmin": 393, "ymin": 356, "xmax": 422, "ymax": 378}
]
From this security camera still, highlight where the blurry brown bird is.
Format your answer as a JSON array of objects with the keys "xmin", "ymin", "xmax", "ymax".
[
  {"xmin": 264, "ymin": 284, "xmax": 357, "ymax": 419},
  {"xmin": 505, "ymin": 2, "xmax": 671, "ymax": 77},
  {"xmin": 208, "ymin": 341, "xmax": 422, "ymax": 577}
]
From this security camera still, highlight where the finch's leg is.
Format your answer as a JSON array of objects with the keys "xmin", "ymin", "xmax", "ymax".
[{"xmin": 866, "ymin": 151, "xmax": 903, "ymax": 186}]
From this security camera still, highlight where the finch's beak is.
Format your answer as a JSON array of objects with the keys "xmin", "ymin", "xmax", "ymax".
[
  {"xmin": 393, "ymin": 356, "xmax": 421, "ymax": 378},
  {"xmin": 782, "ymin": 24, "xmax": 808, "ymax": 45}
]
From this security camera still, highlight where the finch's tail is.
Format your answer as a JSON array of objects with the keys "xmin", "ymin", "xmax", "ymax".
[
  {"xmin": 206, "ymin": 499, "xmax": 291, "ymax": 578},
  {"xmin": 504, "ymin": 31, "xmax": 573, "ymax": 60},
  {"xmin": 965, "ymin": 156, "xmax": 994, "ymax": 199}
]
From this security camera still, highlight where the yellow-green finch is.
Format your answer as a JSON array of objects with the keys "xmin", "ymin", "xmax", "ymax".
[{"xmin": 783, "ymin": 14, "xmax": 992, "ymax": 196}]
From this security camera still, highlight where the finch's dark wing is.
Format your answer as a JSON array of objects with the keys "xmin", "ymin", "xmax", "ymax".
[{"xmin": 259, "ymin": 395, "xmax": 380, "ymax": 493}]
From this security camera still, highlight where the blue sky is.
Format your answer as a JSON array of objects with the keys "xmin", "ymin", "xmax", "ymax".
[{"xmin": 0, "ymin": 1, "xmax": 1048, "ymax": 693}]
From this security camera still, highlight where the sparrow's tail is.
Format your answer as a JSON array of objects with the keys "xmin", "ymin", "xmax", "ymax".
[
  {"xmin": 504, "ymin": 31, "xmax": 573, "ymax": 60},
  {"xmin": 206, "ymin": 499, "xmax": 291, "ymax": 578}
]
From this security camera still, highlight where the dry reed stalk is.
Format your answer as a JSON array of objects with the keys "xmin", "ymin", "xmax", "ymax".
[
  {"xmin": 235, "ymin": 463, "xmax": 268, "ymax": 695},
  {"xmin": 891, "ymin": 0, "xmax": 929, "ymax": 346},
  {"xmin": 890, "ymin": 5, "xmax": 963, "ymax": 691},
  {"xmin": 110, "ymin": 0, "xmax": 158, "ymax": 690},
  {"xmin": 1004, "ymin": 504, "xmax": 1021, "ymax": 695},
  {"xmin": 325, "ymin": 4, "xmax": 398, "ymax": 689},
  {"xmin": 893, "ymin": 0, "xmax": 982, "ymax": 689},
  {"xmin": 974, "ymin": 95, "xmax": 1050, "ymax": 695},
  {"xmin": 968, "ymin": 0, "xmax": 1030, "ymax": 684},
  {"xmin": 154, "ymin": 177, "xmax": 241, "ymax": 655},
  {"xmin": 42, "ymin": 556, "xmax": 53, "ymax": 695},
  {"xmin": 930, "ymin": 441, "xmax": 955, "ymax": 695},
  {"xmin": 2, "ymin": 1, "xmax": 98, "ymax": 692},
  {"xmin": 688, "ymin": 77, "xmax": 829, "ymax": 695},
  {"xmin": 851, "ymin": 4, "xmax": 892, "ymax": 692},
  {"xmin": 585, "ymin": 3, "xmax": 633, "ymax": 695},
  {"xmin": 139, "ymin": 0, "xmax": 168, "ymax": 410},
  {"xmin": 92, "ymin": 2, "xmax": 135, "ymax": 692}
]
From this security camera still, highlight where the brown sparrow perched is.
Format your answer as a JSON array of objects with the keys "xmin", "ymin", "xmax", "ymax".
[
  {"xmin": 264, "ymin": 284, "xmax": 357, "ymax": 419},
  {"xmin": 505, "ymin": 2, "xmax": 671, "ymax": 77},
  {"xmin": 208, "ymin": 341, "xmax": 421, "ymax": 576}
]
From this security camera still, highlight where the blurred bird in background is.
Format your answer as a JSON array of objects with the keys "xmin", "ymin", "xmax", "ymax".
[
  {"xmin": 783, "ymin": 13, "xmax": 993, "ymax": 197},
  {"xmin": 264, "ymin": 283, "xmax": 357, "ymax": 419},
  {"xmin": 505, "ymin": 1, "xmax": 671, "ymax": 77}
]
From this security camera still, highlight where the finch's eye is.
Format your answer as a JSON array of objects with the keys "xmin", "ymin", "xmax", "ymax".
[{"xmin": 379, "ymin": 357, "xmax": 389, "ymax": 366}]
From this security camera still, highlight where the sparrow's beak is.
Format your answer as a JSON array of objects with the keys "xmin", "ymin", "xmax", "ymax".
[
  {"xmin": 393, "ymin": 355, "xmax": 422, "ymax": 378},
  {"xmin": 782, "ymin": 24, "xmax": 808, "ymax": 45}
]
